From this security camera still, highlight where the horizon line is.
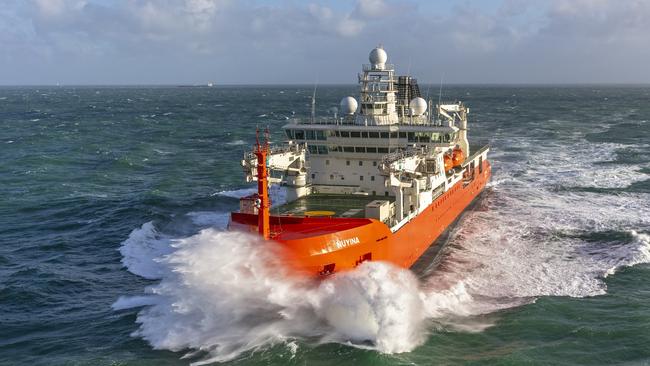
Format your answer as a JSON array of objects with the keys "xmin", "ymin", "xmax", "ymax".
[{"xmin": 2, "ymin": 82, "xmax": 650, "ymax": 88}]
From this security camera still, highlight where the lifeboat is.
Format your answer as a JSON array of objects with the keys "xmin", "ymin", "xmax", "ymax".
[
  {"xmin": 443, "ymin": 153, "xmax": 453, "ymax": 172},
  {"xmin": 452, "ymin": 146, "xmax": 465, "ymax": 167}
]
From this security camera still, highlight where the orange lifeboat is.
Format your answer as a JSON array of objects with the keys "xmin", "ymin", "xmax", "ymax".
[
  {"xmin": 452, "ymin": 146, "xmax": 465, "ymax": 167},
  {"xmin": 443, "ymin": 153, "xmax": 453, "ymax": 172}
]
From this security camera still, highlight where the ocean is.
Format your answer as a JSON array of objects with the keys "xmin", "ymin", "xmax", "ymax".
[{"xmin": 1, "ymin": 85, "xmax": 649, "ymax": 365}]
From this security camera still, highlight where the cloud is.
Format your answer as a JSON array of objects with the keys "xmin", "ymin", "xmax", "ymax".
[{"xmin": 1, "ymin": 0, "xmax": 649, "ymax": 84}]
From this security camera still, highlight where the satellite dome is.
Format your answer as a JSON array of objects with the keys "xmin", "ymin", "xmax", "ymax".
[
  {"xmin": 369, "ymin": 47, "xmax": 388, "ymax": 68},
  {"xmin": 340, "ymin": 96, "xmax": 358, "ymax": 115},
  {"xmin": 409, "ymin": 97, "xmax": 427, "ymax": 116}
]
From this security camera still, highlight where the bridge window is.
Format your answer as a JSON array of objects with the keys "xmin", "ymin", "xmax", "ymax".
[
  {"xmin": 285, "ymin": 129, "xmax": 294, "ymax": 139},
  {"xmin": 408, "ymin": 132, "xmax": 416, "ymax": 142},
  {"xmin": 294, "ymin": 130, "xmax": 305, "ymax": 139}
]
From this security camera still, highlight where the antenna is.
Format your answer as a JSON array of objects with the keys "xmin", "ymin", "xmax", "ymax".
[
  {"xmin": 436, "ymin": 74, "xmax": 444, "ymax": 123},
  {"xmin": 311, "ymin": 79, "xmax": 318, "ymax": 123},
  {"xmin": 406, "ymin": 56, "xmax": 412, "ymax": 77},
  {"xmin": 437, "ymin": 74, "xmax": 444, "ymax": 106}
]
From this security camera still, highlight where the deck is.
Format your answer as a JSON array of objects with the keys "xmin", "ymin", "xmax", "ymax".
[{"xmin": 273, "ymin": 193, "xmax": 394, "ymax": 218}]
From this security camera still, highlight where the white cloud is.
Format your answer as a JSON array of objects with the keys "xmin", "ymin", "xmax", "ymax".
[{"xmin": 2, "ymin": 0, "xmax": 650, "ymax": 84}]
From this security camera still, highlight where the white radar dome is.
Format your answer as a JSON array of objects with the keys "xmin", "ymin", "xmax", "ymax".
[
  {"xmin": 409, "ymin": 97, "xmax": 427, "ymax": 116},
  {"xmin": 369, "ymin": 47, "xmax": 388, "ymax": 68},
  {"xmin": 340, "ymin": 96, "xmax": 358, "ymax": 115}
]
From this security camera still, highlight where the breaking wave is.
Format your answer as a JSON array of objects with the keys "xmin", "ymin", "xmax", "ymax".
[{"xmin": 116, "ymin": 139, "xmax": 650, "ymax": 363}]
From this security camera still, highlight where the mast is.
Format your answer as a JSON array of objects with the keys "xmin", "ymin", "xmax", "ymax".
[{"xmin": 255, "ymin": 129, "xmax": 271, "ymax": 239}]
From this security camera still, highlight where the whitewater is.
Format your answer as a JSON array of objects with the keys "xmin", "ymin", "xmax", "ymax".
[{"xmin": 115, "ymin": 138, "xmax": 650, "ymax": 364}]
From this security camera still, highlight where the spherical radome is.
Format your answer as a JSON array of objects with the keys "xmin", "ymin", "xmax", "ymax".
[
  {"xmin": 409, "ymin": 97, "xmax": 427, "ymax": 116},
  {"xmin": 340, "ymin": 96, "xmax": 358, "ymax": 115},
  {"xmin": 369, "ymin": 47, "xmax": 388, "ymax": 66}
]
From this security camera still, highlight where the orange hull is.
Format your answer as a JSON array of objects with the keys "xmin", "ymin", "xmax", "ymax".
[{"xmin": 230, "ymin": 160, "xmax": 491, "ymax": 275}]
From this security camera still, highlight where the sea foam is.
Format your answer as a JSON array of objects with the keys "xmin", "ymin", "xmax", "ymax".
[{"xmin": 116, "ymin": 139, "xmax": 650, "ymax": 363}]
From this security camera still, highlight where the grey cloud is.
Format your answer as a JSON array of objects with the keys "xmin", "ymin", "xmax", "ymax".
[{"xmin": 1, "ymin": 0, "xmax": 649, "ymax": 84}]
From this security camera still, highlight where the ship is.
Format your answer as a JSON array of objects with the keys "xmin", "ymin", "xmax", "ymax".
[{"xmin": 229, "ymin": 46, "xmax": 491, "ymax": 276}]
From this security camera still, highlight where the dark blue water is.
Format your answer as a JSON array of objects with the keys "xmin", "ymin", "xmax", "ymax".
[{"xmin": 1, "ymin": 86, "xmax": 649, "ymax": 365}]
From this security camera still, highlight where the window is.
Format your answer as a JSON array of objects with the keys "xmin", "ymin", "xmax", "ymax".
[
  {"xmin": 366, "ymin": 147, "xmax": 377, "ymax": 153},
  {"xmin": 351, "ymin": 131, "xmax": 361, "ymax": 138},
  {"xmin": 308, "ymin": 145, "xmax": 318, "ymax": 154},
  {"xmin": 380, "ymin": 132, "xmax": 389, "ymax": 138},
  {"xmin": 372, "ymin": 191, "xmax": 376, "ymax": 196},
  {"xmin": 373, "ymin": 161, "xmax": 377, "ymax": 166},
  {"xmin": 340, "ymin": 131, "xmax": 350, "ymax": 138},
  {"xmin": 343, "ymin": 147, "xmax": 354, "ymax": 153},
  {"xmin": 330, "ymin": 174, "xmax": 334, "ymax": 180},
  {"xmin": 369, "ymin": 132, "xmax": 379, "ymax": 138},
  {"xmin": 360, "ymin": 176, "xmax": 364, "ymax": 181},
  {"xmin": 371, "ymin": 176, "xmax": 375, "ymax": 181},
  {"xmin": 417, "ymin": 132, "xmax": 430, "ymax": 143},
  {"xmin": 311, "ymin": 173, "xmax": 315, "ymax": 179},
  {"xmin": 384, "ymin": 191, "xmax": 389, "ymax": 196},
  {"xmin": 346, "ymin": 160, "xmax": 350, "ymax": 166},
  {"xmin": 378, "ymin": 147, "xmax": 388, "ymax": 153},
  {"xmin": 355, "ymin": 147, "xmax": 365, "ymax": 153},
  {"xmin": 315, "ymin": 130, "xmax": 326, "ymax": 140},
  {"xmin": 306, "ymin": 130, "xmax": 315, "ymax": 140},
  {"xmin": 335, "ymin": 131, "xmax": 341, "ymax": 137},
  {"xmin": 358, "ymin": 161, "xmax": 363, "ymax": 166},
  {"xmin": 341, "ymin": 176, "xmax": 345, "ymax": 180},
  {"xmin": 285, "ymin": 129, "xmax": 294, "ymax": 139},
  {"xmin": 317, "ymin": 145, "xmax": 328, "ymax": 154},
  {"xmin": 294, "ymin": 130, "xmax": 305, "ymax": 139},
  {"xmin": 326, "ymin": 159, "xmax": 330, "ymax": 165},
  {"xmin": 390, "ymin": 132, "xmax": 398, "ymax": 138},
  {"xmin": 407, "ymin": 132, "xmax": 416, "ymax": 142},
  {"xmin": 361, "ymin": 132, "xmax": 369, "ymax": 138},
  {"xmin": 399, "ymin": 132, "xmax": 407, "ymax": 138}
]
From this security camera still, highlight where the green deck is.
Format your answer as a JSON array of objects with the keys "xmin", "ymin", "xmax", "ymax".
[{"xmin": 273, "ymin": 194, "xmax": 394, "ymax": 218}]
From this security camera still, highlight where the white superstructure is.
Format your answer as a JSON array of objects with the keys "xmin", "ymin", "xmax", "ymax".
[{"xmin": 242, "ymin": 46, "xmax": 489, "ymax": 230}]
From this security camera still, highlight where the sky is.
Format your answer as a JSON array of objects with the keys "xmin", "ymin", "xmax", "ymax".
[{"xmin": 1, "ymin": 0, "xmax": 649, "ymax": 85}]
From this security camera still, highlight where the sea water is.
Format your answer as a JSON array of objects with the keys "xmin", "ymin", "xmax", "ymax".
[{"xmin": 1, "ymin": 85, "xmax": 649, "ymax": 365}]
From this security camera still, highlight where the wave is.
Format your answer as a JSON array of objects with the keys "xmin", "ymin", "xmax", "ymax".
[
  {"xmin": 225, "ymin": 140, "xmax": 246, "ymax": 146},
  {"xmin": 115, "ymin": 139, "xmax": 650, "ymax": 363}
]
